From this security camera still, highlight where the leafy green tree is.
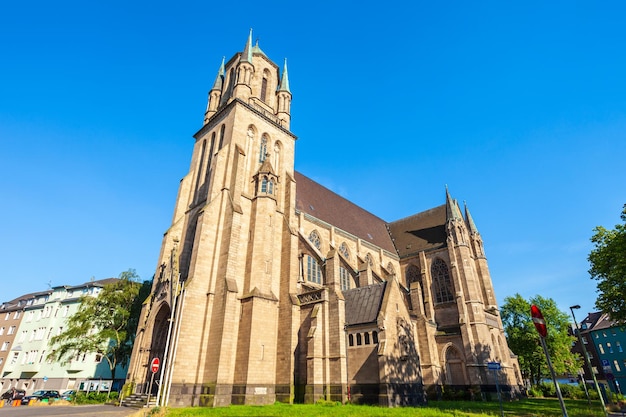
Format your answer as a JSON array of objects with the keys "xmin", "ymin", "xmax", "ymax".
[
  {"xmin": 48, "ymin": 269, "xmax": 151, "ymax": 380},
  {"xmin": 588, "ymin": 204, "xmax": 626, "ymax": 324},
  {"xmin": 501, "ymin": 294, "xmax": 581, "ymax": 386}
]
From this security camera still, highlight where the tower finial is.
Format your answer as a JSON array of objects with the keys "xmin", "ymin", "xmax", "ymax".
[
  {"xmin": 241, "ymin": 28, "xmax": 253, "ymax": 64},
  {"xmin": 278, "ymin": 58, "xmax": 291, "ymax": 93}
]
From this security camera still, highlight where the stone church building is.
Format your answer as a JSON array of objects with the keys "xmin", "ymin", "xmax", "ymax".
[{"xmin": 126, "ymin": 32, "xmax": 523, "ymax": 407}]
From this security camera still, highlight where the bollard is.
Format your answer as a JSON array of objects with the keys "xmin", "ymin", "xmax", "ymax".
[
  {"xmin": 12, "ymin": 399, "xmax": 20, "ymax": 407},
  {"xmin": 0, "ymin": 399, "xmax": 4, "ymax": 407}
]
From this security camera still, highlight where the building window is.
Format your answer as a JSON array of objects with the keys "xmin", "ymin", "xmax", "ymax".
[
  {"xmin": 614, "ymin": 360, "xmax": 621, "ymax": 372},
  {"xmin": 218, "ymin": 124, "xmax": 226, "ymax": 149},
  {"xmin": 7, "ymin": 326, "xmax": 15, "ymax": 335},
  {"xmin": 356, "ymin": 333, "xmax": 362, "ymax": 346},
  {"xmin": 261, "ymin": 176, "xmax": 274, "ymax": 194},
  {"xmin": 348, "ymin": 334, "xmax": 354, "ymax": 347},
  {"xmin": 306, "ymin": 255, "xmax": 322, "ymax": 284},
  {"xmin": 0, "ymin": 327, "xmax": 4, "ymax": 335},
  {"xmin": 364, "ymin": 332, "xmax": 371, "ymax": 345},
  {"xmin": 260, "ymin": 76, "xmax": 268, "ymax": 102},
  {"xmin": 582, "ymin": 336, "xmax": 588, "ymax": 344},
  {"xmin": 406, "ymin": 264, "xmax": 420, "ymax": 289},
  {"xmin": 339, "ymin": 242, "xmax": 350, "ymax": 260},
  {"xmin": 259, "ymin": 136, "xmax": 267, "ymax": 162},
  {"xmin": 308, "ymin": 230, "xmax": 321, "ymax": 250},
  {"xmin": 617, "ymin": 341, "xmax": 623, "ymax": 352},
  {"xmin": 372, "ymin": 331, "xmax": 379, "ymax": 344},
  {"xmin": 1, "ymin": 342, "xmax": 9, "ymax": 351},
  {"xmin": 432, "ymin": 258, "xmax": 454, "ymax": 303},
  {"xmin": 599, "ymin": 344, "xmax": 605, "ymax": 354},
  {"xmin": 13, "ymin": 311, "xmax": 21, "ymax": 319},
  {"xmin": 608, "ymin": 342, "xmax": 614, "ymax": 353},
  {"xmin": 339, "ymin": 266, "xmax": 350, "ymax": 291},
  {"xmin": 10, "ymin": 352, "xmax": 18, "ymax": 365}
]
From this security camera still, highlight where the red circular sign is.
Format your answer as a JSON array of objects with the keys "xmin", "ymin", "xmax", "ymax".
[
  {"xmin": 530, "ymin": 305, "xmax": 547, "ymax": 338},
  {"xmin": 150, "ymin": 357, "xmax": 160, "ymax": 373}
]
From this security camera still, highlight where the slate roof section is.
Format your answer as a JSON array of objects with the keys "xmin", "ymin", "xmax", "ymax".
[
  {"xmin": 343, "ymin": 281, "xmax": 387, "ymax": 326},
  {"xmin": 588, "ymin": 312, "xmax": 617, "ymax": 332},
  {"xmin": 295, "ymin": 171, "xmax": 396, "ymax": 253},
  {"xmin": 580, "ymin": 311, "xmax": 604, "ymax": 331},
  {"xmin": 387, "ymin": 204, "xmax": 448, "ymax": 259}
]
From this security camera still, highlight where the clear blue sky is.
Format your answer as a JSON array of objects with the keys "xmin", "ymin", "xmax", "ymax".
[{"xmin": 1, "ymin": 1, "xmax": 625, "ymax": 321}]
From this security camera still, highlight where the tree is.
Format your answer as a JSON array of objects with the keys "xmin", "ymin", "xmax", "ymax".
[
  {"xmin": 48, "ymin": 269, "xmax": 151, "ymax": 380},
  {"xmin": 500, "ymin": 293, "xmax": 581, "ymax": 386},
  {"xmin": 588, "ymin": 204, "xmax": 626, "ymax": 324}
]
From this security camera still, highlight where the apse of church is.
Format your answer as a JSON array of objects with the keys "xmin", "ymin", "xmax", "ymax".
[{"xmin": 125, "ymin": 31, "xmax": 523, "ymax": 408}]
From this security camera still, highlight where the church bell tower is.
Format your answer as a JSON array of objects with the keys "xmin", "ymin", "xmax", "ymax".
[{"xmin": 127, "ymin": 30, "xmax": 299, "ymax": 407}]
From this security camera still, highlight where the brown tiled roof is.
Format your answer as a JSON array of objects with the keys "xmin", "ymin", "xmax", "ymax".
[
  {"xmin": 344, "ymin": 282, "xmax": 386, "ymax": 326},
  {"xmin": 387, "ymin": 204, "xmax": 448, "ymax": 259},
  {"xmin": 295, "ymin": 172, "xmax": 396, "ymax": 253}
]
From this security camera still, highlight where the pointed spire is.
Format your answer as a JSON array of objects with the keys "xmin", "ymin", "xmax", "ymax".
[
  {"xmin": 240, "ymin": 28, "xmax": 253, "ymax": 64},
  {"xmin": 445, "ymin": 186, "xmax": 463, "ymax": 221},
  {"xmin": 258, "ymin": 154, "xmax": 276, "ymax": 175},
  {"xmin": 211, "ymin": 56, "xmax": 225, "ymax": 91},
  {"xmin": 278, "ymin": 58, "xmax": 291, "ymax": 93},
  {"xmin": 464, "ymin": 202, "xmax": 480, "ymax": 235}
]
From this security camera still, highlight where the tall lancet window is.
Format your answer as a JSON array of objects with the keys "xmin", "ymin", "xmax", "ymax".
[
  {"xmin": 432, "ymin": 258, "xmax": 454, "ymax": 303},
  {"xmin": 259, "ymin": 136, "xmax": 268, "ymax": 162},
  {"xmin": 261, "ymin": 74, "xmax": 268, "ymax": 102}
]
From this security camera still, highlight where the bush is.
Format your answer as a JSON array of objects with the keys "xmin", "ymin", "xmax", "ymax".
[
  {"xmin": 73, "ymin": 391, "xmax": 118, "ymax": 404},
  {"xmin": 528, "ymin": 386, "xmax": 543, "ymax": 397}
]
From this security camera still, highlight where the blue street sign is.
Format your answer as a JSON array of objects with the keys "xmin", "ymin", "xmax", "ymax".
[{"xmin": 487, "ymin": 362, "xmax": 501, "ymax": 370}]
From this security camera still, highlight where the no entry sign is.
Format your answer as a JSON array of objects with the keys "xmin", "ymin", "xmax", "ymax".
[
  {"xmin": 151, "ymin": 357, "xmax": 160, "ymax": 373},
  {"xmin": 530, "ymin": 305, "xmax": 547, "ymax": 338}
]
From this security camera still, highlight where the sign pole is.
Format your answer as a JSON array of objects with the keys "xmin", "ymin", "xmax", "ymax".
[
  {"xmin": 146, "ymin": 371, "xmax": 155, "ymax": 406},
  {"xmin": 531, "ymin": 305, "xmax": 568, "ymax": 417}
]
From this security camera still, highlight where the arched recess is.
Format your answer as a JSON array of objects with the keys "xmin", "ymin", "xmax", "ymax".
[
  {"xmin": 443, "ymin": 343, "xmax": 467, "ymax": 386},
  {"xmin": 272, "ymin": 140, "xmax": 282, "ymax": 173},
  {"xmin": 147, "ymin": 303, "xmax": 172, "ymax": 389}
]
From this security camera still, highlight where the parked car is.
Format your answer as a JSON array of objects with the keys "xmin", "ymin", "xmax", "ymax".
[
  {"xmin": 60, "ymin": 390, "xmax": 76, "ymax": 400},
  {"xmin": 20, "ymin": 390, "xmax": 60, "ymax": 405},
  {"xmin": 1, "ymin": 388, "xmax": 25, "ymax": 401}
]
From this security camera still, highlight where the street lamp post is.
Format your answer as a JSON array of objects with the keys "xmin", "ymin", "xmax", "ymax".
[{"xmin": 569, "ymin": 305, "xmax": 607, "ymax": 417}]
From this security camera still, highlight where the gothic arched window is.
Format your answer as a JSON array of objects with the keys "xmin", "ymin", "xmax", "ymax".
[
  {"xmin": 406, "ymin": 264, "xmax": 420, "ymax": 289},
  {"xmin": 339, "ymin": 242, "xmax": 350, "ymax": 260},
  {"xmin": 218, "ymin": 124, "xmax": 226, "ymax": 149},
  {"xmin": 308, "ymin": 230, "xmax": 321, "ymax": 250},
  {"xmin": 261, "ymin": 74, "xmax": 268, "ymax": 102},
  {"xmin": 306, "ymin": 255, "xmax": 322, "ymax": 284},
  {"xmin": 432, "ymin": 258, "xmax": 454, "ymax": 303},
  {"xmin": 259, "ymin": 135, "xmax": 268, "ymax": 162}
]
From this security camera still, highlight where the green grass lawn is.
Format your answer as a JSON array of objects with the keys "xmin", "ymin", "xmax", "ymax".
[{"xmin": 148, "ymin": 398, "xmax": 607, "ymax": 417}]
